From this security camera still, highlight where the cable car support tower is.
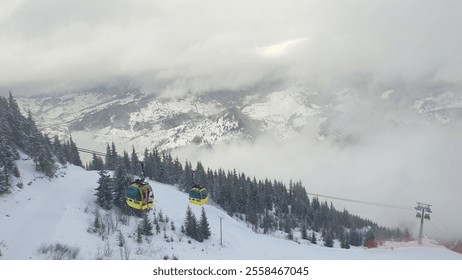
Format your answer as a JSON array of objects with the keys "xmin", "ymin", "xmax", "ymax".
[{"xmin": 415, "ymin": 202, "xmax": 432, "ymax": 245}]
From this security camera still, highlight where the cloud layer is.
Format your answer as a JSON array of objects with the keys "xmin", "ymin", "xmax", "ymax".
[
  {"xmin": 174, "ymin": 118, "xmax": 462, "ymax": 240},
  {"xmin": 1, "ymin": 0, "xmax": 461, "ymax": 95}
]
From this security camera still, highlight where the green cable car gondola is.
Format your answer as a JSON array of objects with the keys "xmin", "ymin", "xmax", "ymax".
[
  {"xmin": 189, "ymin": 184, "xmax": 208, "ymax": 206},
  {"xmin": 125, "ymin": 179, "xmax": 154, "ymax": 210}
]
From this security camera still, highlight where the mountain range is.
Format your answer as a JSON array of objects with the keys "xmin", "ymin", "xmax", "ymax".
[{"xmin": 15, "ymin": 86, "xmax": 462, "ymax": 154}]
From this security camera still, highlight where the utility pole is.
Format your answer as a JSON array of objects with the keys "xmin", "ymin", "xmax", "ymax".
[
  {"xmin": 218, "ymin": 216, "xmax": 223, "ymax": 246},
  {"xmin": 415, "ymin": 202, "xmax": 432, "ymax": 245}
]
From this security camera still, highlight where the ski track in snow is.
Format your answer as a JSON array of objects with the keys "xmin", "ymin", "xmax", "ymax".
[{"xmin": 1, "ymin": 159, "xmax": 461, "ymax": 260}]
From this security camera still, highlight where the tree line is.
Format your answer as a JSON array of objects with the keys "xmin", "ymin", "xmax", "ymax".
[
  {"xmin": 0, "ymin": 93, "xmax": 82, "ymax": 194},
  {"xmin": 91, "ymin": 141, "xmax": 409, "ymax": 248}
]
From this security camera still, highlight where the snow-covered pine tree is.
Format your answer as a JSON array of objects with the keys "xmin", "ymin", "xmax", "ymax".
[
  {"xmin": 88, "ymin": 152, "xmax": 104, "ymax": 171},
  {"xmin": 195, "ymin": 161, "xmax": 207, "ymax": 186},
  {"xmin": 310, "ymin": 231, "xmax": 317, "ymax": 244},
  {"xmin": 136, "ymin": 223, "xmax": 143, "ymax": 243},
  {"xmin": 245, "ymin": 176, "xmax": 259, "ymax": 230},
  {"xmin": 21, "ymin": 111, "xmax": 56, "ymax": 177},
  {"xmin": 289, "ymin": 181, "xmax": 310, "ymax": 221},
  {"xmin": 284, "ymin": 217, "xmax": 293, "ymax": 240},
  {"xmin": 323, "ymin": 230, "xmax": 334, "ymax": 248},
  {"xmin": 301, "ymin": 223, "xmax": 308, "ymax": 240},
  {"xmin": 171, "ymin": 157, "xmax": 183, "ymax": 186},
  {"xmin": 184, "ymin": 205, "xmax": 198, "ymax": 240},
  {"xmin": 122, "ymin": 150, "xmax": 130, "ymax": 172},
  {"xmin": 112, "ymin": 160, "xmax": 133, "ymax": 213},
  {"xmin": 180, "ymin": 160, "xmax": 193, "ymax": 192},
  {"xmin": 95, "ymin": 169, "xmax": 113, "ymax": 210},
  {"xmin": 161, "ymin": 152, "xmax": 174, "ymax": 184},
  {"xmin": 141, "ymin": 214, "xmax": 153, "ymax": 236},
  {"xmin": 261, "ymin": 210, "xmax": 273, "ymax": 234},
  {"xmin": 29, "ymin": 132, "xmax": 56, "ymax": 177},
  {"xmin": 67, "ymin": 136, "xmax": 82, "ymax": 167},
  {"xmin": 341, "ymin": 232, "xmax": 351, "ymax": 249},
  {"xmin": 199, "ymin": 207, "xmax": 211, "ymax": 240},
  {"xmin": 349, "ymin": 230, "xmax": 362, "ymax": 247},
  {"xmin": 0, "ymin": 100, "xmax": 20, "ymax": 193},
  {"xmin": 51, "ymin": 135, "xmax": 67, "ymax": 165},
  {"xmin": 117, "ymin": 230, "xmax": 125, "ymax": 247},
  {"xmin": 105, "ymin": 142, "xmax": 118, "ymax": 170},
  {"xmin": 0, "ymin": 167, "xmax": 8, "ymax": 193},
  {"xmin": 130, "ymin": 146, "xmax": 141, "ymax": 177},
  {"xmin": 6, "ymin": 92, "xmax": 25, "ymax": 150}
]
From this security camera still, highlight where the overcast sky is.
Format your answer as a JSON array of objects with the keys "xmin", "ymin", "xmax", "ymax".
[{"xmin": 1, "ymin": 0, "xmax": 462, "ymax": 96}]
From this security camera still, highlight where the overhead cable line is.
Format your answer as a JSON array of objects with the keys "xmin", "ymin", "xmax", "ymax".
[
  {"xmin": 306, "ymin": 191, "xmax": 414, "ymax": 210},
  {"xmin": 77, "ymin": 147, "xmax": 106, "ymax": 157},
  {"xmin": 75, "ymin": 146, "xmax": 415, "ymax": 211},
  {"xmin": 432, "ymin": 213, "xmax": 458, "ymax": 241}
]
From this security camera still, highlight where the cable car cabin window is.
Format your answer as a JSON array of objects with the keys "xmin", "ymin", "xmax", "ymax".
[
  {"xmin": 200, "ymin": 190, "xmax": 208, "ymax": 198},
  {"xmin": 189, "ymin": 190, "xmax": 202, "ymax": 199},
  {"xmin": 126, "ymin": 185, "xmax": 141, "ymax": 201}
]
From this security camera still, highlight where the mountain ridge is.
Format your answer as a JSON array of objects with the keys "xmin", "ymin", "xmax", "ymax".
[{"xmin": 16, "ymin": 87, "xmax": 462, "ymax": 154}]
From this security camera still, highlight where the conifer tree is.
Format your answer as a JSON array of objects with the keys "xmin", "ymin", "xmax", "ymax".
[
  {"xmin": 310, "ymin": 231, "xmax": 317, "ymax": 244},
  {"xmin": 262, "ymin": 211, "xmax": 273, "ymax": 234},
  {"xmin": 6, "ymin": 92, "xmax": 25, "ymax": 149},
  {"xmin": 93, "ymin": 209, "xmax": 101, "ymax": 230},
  {"xmin": 323, "ymin": 230, "xmax": 334, "ymax": 248},
  {"xmin": 105, "ymin": 142, "xmax": 118, "ymax": 170},
  {"xmin": 199, "ymin": 207, "xmax": 211, "ymax": 240},
  {"xmin": 112, "ymin": 160, "xmax": 133, "ymax": 212},
  {"xmin": 184, "ymin": 205, "xmax": 198, "ymax": 240},
  {"xmin": 341, "ymin": 232, "xmax": 351, "ymax": 249},
  {"xmin": 0, "ymin": 167, "xmax": 9, "ymax": 193},
  {"xmin": 130, "ymin": 146, "xmax": 141, "ymax": 176},
  {"xmin": 52, "ymin": 135, "xmax": 67, "ymax": 165},
  {"xmin": 0, "ymin": 111, "xmax": 19, "ymax": 192},
  {"xmin": 141, "ymin": 214, "xmax": 153, "ymax": 236},
  {"xmin": 88, "ymin": 152, "xmax": 104, "ymax": 171},
  {"xmin": 122, "ymin": 150, "xmax": 131, "ymax": 171},
  {"xmin": 191, "ymin": 214, "xmax": 199, "ymax": 241},
  {"xmin": 284, "ymin": 217, "xmax": 293, "ymax": 240},
  {"xmin": 95, "ymin": 169, "xmax": 113, "ymax": 210},
  {"xmin": 117, "ymin": 231, "xmax": 125, "ymax": 247},
  {"xmin": 23, "ymin": 113, "xmax": 56, "ymax": 177},
  {"xmin": 67, "ymin": 136, "xmax": 82, "ymax": 166},
  {"xmin": 349, "ymin": 230, "xmax": 362, "ymax": 247},
  {"xmin": 301, "ymin": 223, "xmax": 308, "ymax": 240},
  {"xmin": 136, "ymin": 223, "xmax": 143, "ymax": 243},
  {"xmin": 181, "ymin": 161, "xmax": 193, "ymax": 191}
]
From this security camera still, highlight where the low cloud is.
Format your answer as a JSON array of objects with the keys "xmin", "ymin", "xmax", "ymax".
[
  {"xmin": 1, "ymin": 0, "xmax": 461, "ymax": 96},
  {"xmin": 174, "ymin": 109, "xmax": 462, "ymax": 240}
]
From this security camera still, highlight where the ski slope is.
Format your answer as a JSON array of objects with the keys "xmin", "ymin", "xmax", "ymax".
[{"xmin": 1, "ymin": 158, "xmax": 461, "ymax": 260}]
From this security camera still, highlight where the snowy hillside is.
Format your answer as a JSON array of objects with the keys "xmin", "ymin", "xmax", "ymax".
[{"xmin": 1, "ymin": 158, "xmax": 460, "ymax": 260}]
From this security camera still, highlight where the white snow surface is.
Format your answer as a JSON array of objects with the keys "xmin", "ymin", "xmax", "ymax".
[{"xmin": 1, "ymin": 158, "xmax": 461, "ymax": 260}]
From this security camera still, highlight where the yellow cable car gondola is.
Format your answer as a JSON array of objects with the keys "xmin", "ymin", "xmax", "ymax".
[
  {"xmin": 125, "ymin": 179, "xmax": 154, "ymax": 210},
  {"xmin": 189, "ymin": 185, "xmax": 208, "ymax": 206}
]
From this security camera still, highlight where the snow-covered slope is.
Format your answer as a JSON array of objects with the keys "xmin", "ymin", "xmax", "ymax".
[{"xmin": 1, "ymin": 158, "xmax": 460, "ymax": 260}]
